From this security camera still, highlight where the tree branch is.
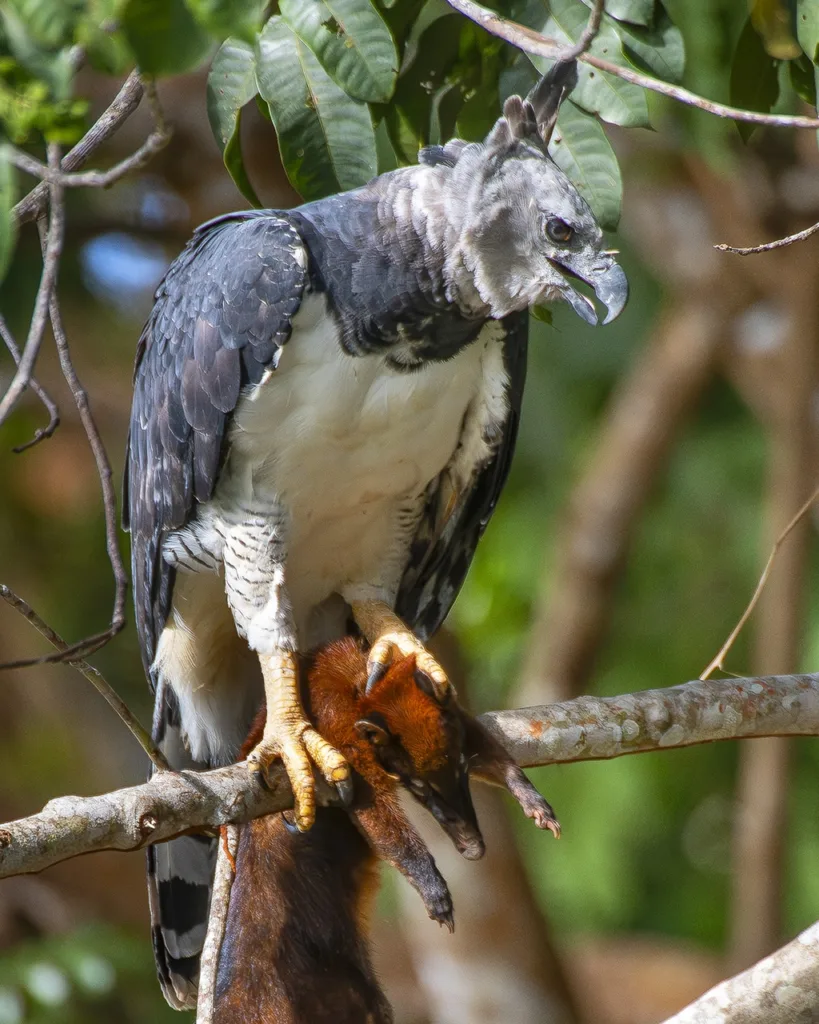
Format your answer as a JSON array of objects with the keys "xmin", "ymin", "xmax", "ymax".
[
  {"xmin": 8, "ymin": 83, "xmax": 170, "ymax": 193},
  {"xmin": 0, "ymin": 145, "xmax": 64, "ymax": 430},
  {"xmin": 660, "ymin": 921, "xmax": 819, "ymax": 1023},
  {"xmin": 443, "ymin": 0, "xmax": 819, "ymax": 129},
  {"xmin": 0, "ymin": 586, "xmax": 166, "ymax": 769},
  {"xmin": 715, "ymin": 219, "xmax": 819, "ymax": 255},
  {"xmin": 0, "ymin": 313, "xmax": 60, "ymax": 452},
  {"xmin": 11, "ymin": 71, "xmax": 145, "ymax": 227},
  {"xmin": 1, "ymin": 672, "xmax": 818, "ymax": 878}
]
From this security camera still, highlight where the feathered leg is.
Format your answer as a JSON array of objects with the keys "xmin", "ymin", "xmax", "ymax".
[
  {"xmin": 221, "ymin": 504, "xmax": 350, "ymax": 831},
  {"xmin": 350, "ymin": 599, "xmax": 451, "ymax": 698}
]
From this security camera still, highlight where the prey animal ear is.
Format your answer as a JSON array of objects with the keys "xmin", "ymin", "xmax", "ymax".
[
  {"xmin": 354, "ymin": 713, "xmax": 391, "ymax": 747},
  {"xmin": 525, "ymin": 59, "xmax": 578, "ymax": 146}
]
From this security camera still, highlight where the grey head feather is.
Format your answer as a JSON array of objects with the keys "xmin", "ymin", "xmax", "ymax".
[
  {"xmin": 403, "ymin": 59, "xmax": 628, "ymax": 324},
  {"xmin": 526, "ymin": 60, "xmax": 578, "ymax": 145}
]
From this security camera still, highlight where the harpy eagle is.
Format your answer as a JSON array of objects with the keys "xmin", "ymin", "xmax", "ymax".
[{"xmin": 124, "ymin": 60, "xmax": 627, "ymax": 1007}]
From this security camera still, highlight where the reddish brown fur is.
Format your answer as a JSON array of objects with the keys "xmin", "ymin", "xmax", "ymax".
[{"xmin": 213, "ymin": 637, "xmax": 559, "ymax": 1023}]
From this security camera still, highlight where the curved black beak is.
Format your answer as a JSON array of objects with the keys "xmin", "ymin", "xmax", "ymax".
[{"xmin": 550, "ymin": 253, "xmax": 629, "ymax": 326}]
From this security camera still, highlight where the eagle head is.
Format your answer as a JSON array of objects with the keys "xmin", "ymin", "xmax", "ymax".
[{"xmin": 438, "ymin": 61, "xmax": 628, "ymax": 325}]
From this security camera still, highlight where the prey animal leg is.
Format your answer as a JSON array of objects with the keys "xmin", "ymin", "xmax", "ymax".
[
  {"xmin": 350, "ymin": 599, "xmax": 451, "ymax": 699},
  {"xmin": 352, "ymin": 798, "xmax": 454, "ymax": 932},
  {"xmin": 246, "ymin": 650, "xmax": 350, "ymax": 831},
  {"xmin": 463, "ymin": 715, "xmax": 560, "ymax": 837}
]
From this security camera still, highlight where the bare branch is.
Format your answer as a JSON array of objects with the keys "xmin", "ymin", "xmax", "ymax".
[
  {"xmin": 0, "ymin": 228, "xmax": 129, "ymax": 669},
  {"xmin": 0, "ymin": 145, "xmax": 64, "ymax": 430},
  {"xmin": 560, "ymin": 0, "xmax": 604, "ymax": 60},
  {"xmin": 715, "ymin": 219, "xmax": 819, "ymax": 255},
  {"xmin": 11, "ymin": 71, "xmax": 145, "ymax": 227},
  {"xmin": 701, "ymin": 480, "xmax": 819, "ymax": 680},
  {"xmin": 0, "ymin": 313, "xmax": 60, "ymax": 452},
  {"xmin": 442, "ymin": 0, "xmax": 819, "ymax": 129},
  {"xmin": 660, "ymin": 921, "xmax": 819, "ymax": 1023},
  {"xmin": 0, "ymin": 586, "xmax": 167, "ymax": 771},
  {"xmin": 8, "ymin": 86, "xmax": 170, "ymax": 192},
  {"xmin": 1, "ymin": 672, "xmax": 818, "ymax": 878}
]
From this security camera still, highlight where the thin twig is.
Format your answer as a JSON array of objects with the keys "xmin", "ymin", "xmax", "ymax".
[
  {"xmin": 12, "ymin": 71, "xmax": 145, "ymax": 227},
  {"xmin": 0, "ymin": 314, "xmax": 60, "ymax": 452},
  {"xmin": 715, "ymin": 219, "xmax": 819, "ymax": 255},
  {"xmin": 0, "ymin": 225, "xmax": 128, "ymax": 671},
  {"xmin": 1, "ymin": 670, "xmax": 818, "ymax": 877},
  {"xmin": 0, "ymin": 585, "xmax": 167, "ymax": 770},
  {"xmin": 561, "ymin": 0, "xmax": 604, "ymax": 60},
  {"xmin": 442, "ymin": 0, "xmax": 819, "ymax": 129},
  {"xmin": 700, "ymin": 480, "xmax": 819, "ymax": 680},
  {"xmin": 0, "ymin": 146, "xmax": 64, "ymax": 430},
  {"xmin": 8, "ymin": 97, "xmax": 170, "ymax": 191}
]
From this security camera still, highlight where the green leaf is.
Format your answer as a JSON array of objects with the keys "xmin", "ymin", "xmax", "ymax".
[
  {"xmin": 730, "ymin": 18, "xmax": 780, "ymax": 141},
  {"xmin": 618, "ymin": 5, "xmax": 685, "ymax": 83},
  {"xmin": 185, "ymin": 0, "xmax": 266, "ymax": 44},
  {"xmin": 789, "ymin": 53, "xmax": 817, "ymax": 105},
  {"xmin": 383, "ymin": 11, "xmax": 462, "ymax": 161},
  {"xmin": 583, "ymin": 0, "xmax": 653, "ymax": 27},
  {"xmin": 549, "ymin": 98, "xmax": 622, "ymax": 230},
  {"xmin": 207, "ymin": 39, "xmax": 261, "ymax": 206},
  {"xmin": 0, "ymin": 145, "xmax": 17, "ymax": 285},
  {"xmin": 0, "ymin": 6, "xmax": 75, "ymax": 99},
  {"xmin": 531, "ymin": 305, "xmax": 553, "ymax": 325},
  {"xmin": 121, "ymin": 0, "xmax": 213, "ymax": 76},
  {"xmin": 399, "ymin": 0, "xmax": 451, "ymax": 74},
  {"xmin": 796, "ymin": 0, "xmax": 819, "ymax": 64},
  {"xmin": 525, "ymin": 0, "xmax": 650, "ymax": 127},
  {"xmin": 279, "ymin": 0, "xmax": 398, "ymax": 103},
  {"xmin": 6, "ymin": 0, "xmax": 82, "ymax": 50},
  {"xmin": 76, "ymin": 0, "xmax": 134, "ymax": 76},
  {"xmin": 255, "ymin": 15, "xmax": 377, "ymax": 198}
]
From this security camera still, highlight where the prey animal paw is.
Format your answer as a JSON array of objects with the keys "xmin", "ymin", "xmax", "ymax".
[{"xmin": 426, "ymin": 888, "xmax": 455, "ymax": 933}]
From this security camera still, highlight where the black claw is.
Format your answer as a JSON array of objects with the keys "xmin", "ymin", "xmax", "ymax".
[
  {"xmin": 335, "ymin": 775, "xmax": 355, "ymax": 807},
  {"xmin": 365, "ymin": 660, "xmax": 389, "ymax": 693},
  {"xmin": 413, "ymin": 668, "xmax": 438, "ymax": 699},
  {"xmin": 280, "ymin": 810, "xmax": 300, "ymax": 835}
]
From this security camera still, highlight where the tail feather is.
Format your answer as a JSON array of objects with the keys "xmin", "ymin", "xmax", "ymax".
[{"xmin": 148, "ymin": 681, "xmax": 216, "ymax": 1011}]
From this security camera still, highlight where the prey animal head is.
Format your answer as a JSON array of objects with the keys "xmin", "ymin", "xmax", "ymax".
[{"xmin": 356, "ymin": 657, "xmax": 485, "ymax": 860}]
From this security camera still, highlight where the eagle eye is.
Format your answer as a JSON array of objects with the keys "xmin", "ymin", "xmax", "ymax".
[{"xmin": 546, "ymin": 217, "xmax": 573, "ymax": 244}]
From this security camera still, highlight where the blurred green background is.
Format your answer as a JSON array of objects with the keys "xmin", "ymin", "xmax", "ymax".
[{"xmin": 1, "ymin": 0, "xmax": 819, "ymax": 1021}]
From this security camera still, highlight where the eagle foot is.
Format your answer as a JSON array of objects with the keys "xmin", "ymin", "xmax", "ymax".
[
  {"xmin": 350, "ymin": 600, "xmax": 452, "ymax": 701},
  {"xmin": 249, "ymin": 651, "xmax": 350, "ymax": 832}
]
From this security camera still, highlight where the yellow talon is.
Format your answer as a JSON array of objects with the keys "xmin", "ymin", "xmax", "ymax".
[
  {"xmin": 250, "ymin": 650, "xmax": 349, "ymax": 830},
  {"xmin": 350, "ymin": 599, "xmax": 452, "ymax": 700}
]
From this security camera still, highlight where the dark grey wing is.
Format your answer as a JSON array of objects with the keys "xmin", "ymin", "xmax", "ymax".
[
  {"xmin": 124, "ymin": 211, "xmax": 307, "ymax": 1010},
  {"xmin": 395, "ymin": 312, "xmax": 528, "ymax": 641},
  {"xmin": 124, "ymin": 211, "xmax": 307, "ymax": 682}
]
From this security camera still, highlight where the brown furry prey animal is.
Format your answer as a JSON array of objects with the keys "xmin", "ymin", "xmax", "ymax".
[
  {"xmin": 128, "ymin": 58, "xmax": 626, "ymax": 1006},
  {"xmin": 210, "ymin": 637, "xmax": 559, "ymax": 1023}
]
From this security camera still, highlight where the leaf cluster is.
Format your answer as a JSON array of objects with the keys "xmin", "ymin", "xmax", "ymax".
[
  {"xmin": 729, "ymin": 0, "xmax": 819, "ymax": 141},
  {"xmin": 3, "ymin": 0, "xmax": 819, "ymax": 243}
]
